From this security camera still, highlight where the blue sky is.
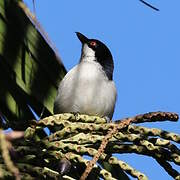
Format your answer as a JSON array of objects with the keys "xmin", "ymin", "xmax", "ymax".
[{"xmin": 24, "ymin": 1, "xmax": 180, "ymax": 179}]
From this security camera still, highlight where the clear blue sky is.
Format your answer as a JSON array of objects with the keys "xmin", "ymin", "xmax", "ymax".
[{"xmin": 24, "ymin": 1, "xmax": 180, "ymax": 179}]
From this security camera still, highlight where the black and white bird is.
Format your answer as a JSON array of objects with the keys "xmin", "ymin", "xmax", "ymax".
[{"xmin": 54, "ymin": 32, "xmax": 117, "ymax": 121}]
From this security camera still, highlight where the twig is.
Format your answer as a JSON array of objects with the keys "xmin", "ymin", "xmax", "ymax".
[
  {"xmin": 139, "ymin": 0, "xmax": 159, "ymax": 11},
  {"xmin": 128, "ymin": 125, "xmax": 180, "ymax": 143},
  {"xmin": 0, "ymin": 129, "xmax": 20, "ymax": 180},
  {"xmin": 107, "ymin": 156, "xmax": 148, "ymax": 180},
  {"xmin": 155, "ymin": 158, "xmax": 180, "ymax": 179},
  {"xmin": 116, "ymin": 111, "xmax": 179, "ymax": 124},
  {"xmin": 5, "ymin": 131, "xmax": 24, "ymax": 141}
]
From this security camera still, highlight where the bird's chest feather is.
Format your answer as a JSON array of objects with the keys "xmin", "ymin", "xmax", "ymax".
[
  {"xmin": 54, "ymin": 32, "xmax": 116, "ymax": 119},
  {"xmin": 62, "ymin": 61, "xmax": 110, "ymax": 105},
  {"xmin": 75, "ymin": 62, "xmax": 106, "ymax": 90},
  {"xmin": 70, "ymin": 62, "xmax": 110, "ymax": 112},
  {"xmin": 55, "ymin": 60, "xmax": 116, "ymax": 118}
]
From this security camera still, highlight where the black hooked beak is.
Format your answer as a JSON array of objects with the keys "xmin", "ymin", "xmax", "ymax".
[{"xmin": 76, "ymin": 32, "xmax": 89, "ymax": 44}]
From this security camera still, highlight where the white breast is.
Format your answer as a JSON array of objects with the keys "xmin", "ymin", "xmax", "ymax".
[{"xmin": 54, "ymin": 60, "xmax": 117, "ymax": 119}]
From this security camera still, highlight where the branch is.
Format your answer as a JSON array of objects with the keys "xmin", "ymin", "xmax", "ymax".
[
  {"xmin": 155, "ymin": 158, "xmax": 180, "ymax": 179},
  {"xmin": 139, "ymin": 0, "xmax": 159, "ymax": 11}
]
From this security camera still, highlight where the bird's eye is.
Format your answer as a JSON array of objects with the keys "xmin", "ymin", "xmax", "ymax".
[{"xmin": 90, "ymin": 41, "xmax": 97, "ymax": 47}]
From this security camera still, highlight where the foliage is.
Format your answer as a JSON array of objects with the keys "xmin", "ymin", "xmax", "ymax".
[{"xmin": 0, "ymin": 0, "xmax": 66, "ymax": 130}]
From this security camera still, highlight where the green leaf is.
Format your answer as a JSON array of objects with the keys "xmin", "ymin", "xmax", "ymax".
[{"xmin": 0, "ymin": 0, "xmax": 66, "ymax": 130}]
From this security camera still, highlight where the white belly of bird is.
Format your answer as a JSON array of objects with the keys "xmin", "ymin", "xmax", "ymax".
[{"xmin": 54, "ymin": 61, "xmax": 116, "ymax": 119}]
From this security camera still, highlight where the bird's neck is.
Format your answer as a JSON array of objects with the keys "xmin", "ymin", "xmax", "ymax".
[
  {"xmin": 79, "ymin": 56, "xmax": 114, "ymax": 81},
  {"xmin": 80, "ymin": 55, "xmax": 97, "ymax": 63}
]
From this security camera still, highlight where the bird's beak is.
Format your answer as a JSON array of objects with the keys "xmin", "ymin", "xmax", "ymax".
[{"xmin": 76, "ymin": 32, "xmax": 89, "ymax": 44}]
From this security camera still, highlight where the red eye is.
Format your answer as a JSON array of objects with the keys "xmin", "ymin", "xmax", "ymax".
[{"xmin": 90, "ymin": 41, "xmax": 97, "ymax": 47}]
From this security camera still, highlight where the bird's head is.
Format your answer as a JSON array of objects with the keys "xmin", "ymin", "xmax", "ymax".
[{"xmin": 76, "ymin": 32, "xmax": 114, "ymax": 80}]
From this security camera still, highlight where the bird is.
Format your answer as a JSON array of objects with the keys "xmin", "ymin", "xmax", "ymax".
[{"xmin": 53, "ymin": 32, "xmax": 117, "ymax": 121}]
